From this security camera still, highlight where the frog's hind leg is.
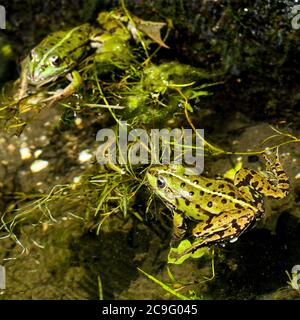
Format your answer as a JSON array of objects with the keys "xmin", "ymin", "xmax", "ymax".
[
  {"xmin": 234, "ymin": 152, "xmax": 289, "ymax": 199},
  {"xmin": 261, "ymin": 148, "xmax": 289, "ymax": 198},
  {"xmin": 43, "ymin": 70, "xmax": 83, "ymax": 107},
  {"xmin": 192, "ymin": 209, "xmax": 256, "ymax": 247}
]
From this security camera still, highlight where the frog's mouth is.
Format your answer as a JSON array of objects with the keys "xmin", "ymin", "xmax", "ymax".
[
  {"xmin": 28, "ymin": 63, "xmax": 69, "ymax": 87},
  {"xmin": 28, "ymin": 75, "xmax": 59, "ymax": 87}
]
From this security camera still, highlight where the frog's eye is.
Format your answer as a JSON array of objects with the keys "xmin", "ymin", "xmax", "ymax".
[
  {"xmin": 157, "ymin": 176, "xmax": 166, "ymax": 189},
  {"xmin": 49, "ymin": 55, "xmax": 62, "ymax": 67}
]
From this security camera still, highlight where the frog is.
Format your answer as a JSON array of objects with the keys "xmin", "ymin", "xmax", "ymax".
[
  {"xmin": 16, "ymin": 23, "xmax": 101, "ymax": 106},
  {"xmin": 146, "ymin": 149, "xmax": 289, "ymax": 257},
  {"xmin": 15, "ymin": 12, "xmax": 169, "ymax": 108}
]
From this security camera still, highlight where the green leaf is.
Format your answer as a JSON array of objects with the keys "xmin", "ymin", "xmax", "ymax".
[
  {"xmin": 138, "ymin": 268, "xmax": 190, "ymax": 300},
  {"xmin": 189, "ymin": 90, "xmax": 210, "ymax": 99}
]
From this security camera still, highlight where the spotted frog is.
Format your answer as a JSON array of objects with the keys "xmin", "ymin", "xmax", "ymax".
[{"xmin": 146, "ymin": 150, "xmax": 289, "ymax": 255}]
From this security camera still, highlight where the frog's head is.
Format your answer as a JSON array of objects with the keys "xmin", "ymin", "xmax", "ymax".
[
  {"xmin": 26, "ymin": 47, "xmax": 73, "ymax": 86},
  {"xmin": 146, "ymin": 165, "xmax": 189, "ymax": 210}
]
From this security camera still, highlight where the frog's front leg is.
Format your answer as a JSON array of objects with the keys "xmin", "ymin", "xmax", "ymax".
[
  {"xmin": 18, "ymin": 74, "xmax": 29, "ymax": 101},
  {"xmin": 16, "ymin": 57, "xmax": 30, "ymax": 101},
  {"xmin": 171, "ymin": 211, "xmax": 187, "ymax": 247},
  {"xmin": 43, "ymin": 70, "xmax": 83, "ymax": 107}
]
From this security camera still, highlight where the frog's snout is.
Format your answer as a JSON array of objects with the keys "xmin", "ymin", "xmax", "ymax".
[{"xmin": 28, "ymin": 68, "xmax": 41, "ymax": 83}]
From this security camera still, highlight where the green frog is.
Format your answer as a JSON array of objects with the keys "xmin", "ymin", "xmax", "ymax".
[
  {"xmin": 146, "ymin": 150, "xmax": 289, "ymax": 256},
  {"xmin": 15, "ymin": 12, "xmax": 168, "ymax": 108},
  {"xmin": 17, "ymin": 23, "xmax": 100, "ymax": 106}
]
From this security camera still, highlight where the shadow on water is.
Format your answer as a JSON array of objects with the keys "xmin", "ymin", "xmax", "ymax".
[
  {"xmin": 208, "ymin": 212, "xmax": 300, "ymax": 299},
  {"xmin": 69, "ymin": 231, "xmax": 137, "ymax": 299}
]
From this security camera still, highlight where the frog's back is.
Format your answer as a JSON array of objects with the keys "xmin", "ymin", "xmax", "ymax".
[
  {"xmin": 181, "ymin": 175, "xmax": 258, "ymax": 218},
  {"xmin": 35, "ymin": 23, "xmax": 92, "ymax": 59}
]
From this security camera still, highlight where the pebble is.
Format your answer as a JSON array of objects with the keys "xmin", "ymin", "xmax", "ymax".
[
  {"xmin": 20, "ymin": 147, "xmax": 32, "ymax": 160},
  {"xmin": 75, "ymin": 117, "xmax": 83, "ymax": 126},
  {"xmin": 39, "ymin": 135, "xmax": 47, "ymax": 142},
  {"xmin": 7, "ymin": 144, "xmax": 16, "ymax": 152},
  {"xmin": 30, "ymin": 160, "xmax": 49, "ymax": 173},
  {"xmin": 34, "ymin": 149, "xmax": 43, "ymax": 158},
  {"xmin": 78, "ymin": 150, "xmax": 92, "ymax": 163},
  {"xmin": 73, "ymin": 176, "xmax": 81, "ymax": 183}
]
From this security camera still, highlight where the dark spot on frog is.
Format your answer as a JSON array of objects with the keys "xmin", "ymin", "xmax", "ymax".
[
  {"xmin": 196, "ymin": 204, "xmax": 200, "ymax": 209},
  {"xmin": 251, "ymin": 181, "xmax": 259, "ymax": 188},
  {"xmin": 221, "ymin": 199, "xmax": 227, "ymax": 204},
  {"xmin": 189, "ymin": 191, "xmax": 194, "ymax": 196},
  {"xmin": 206, "ymin": 183, "xmax": 212, "ymax": 187},
  {"xmin": 278, "ymin": 179, "xmax": 288, "ymax": 184},
  {"xmin": 185, "ymin": 199, "xmax": 190, "ymax": 206},
  {"xmin": 180, "ymin": 182, "xmax": 186, "ymax": 188},
  {"xmin": 216, "ymin": 230, "xmax": 225, "ymax": 238},
  {"xmin": 150, "ymin": 171, "xmax": 158, "ymax": 177},
  {"xmin": 175, "ymin": 198, "xmax": 179, "ymax": 206},
  {"xmin": 228, "ymin": 192, "xmax": 235, "ymax": 197},
  {"xmin": 231, "ymin": 219, "xmax": 239, "ymax": 228},
  {"xmin": 235, "ymin": 203, "xmax": 243, "ymax": 209},
  {"xmin": 203, "ymin": 223, "xmax": 213, "ymax": 231},
  {"xmin": 207, "ymin": 201, "xmax": 213, "ymax": 207},
  {"xmin": 193, "ymin": 180, "xmax": 199, "ymax": 184},
  {"xmin": 218, "ymin": 184, "xmax": 225, "ymax": 189},
  {"xmin": 200, "ymin": 191, "xmax": 204, "ymax": 196}
]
